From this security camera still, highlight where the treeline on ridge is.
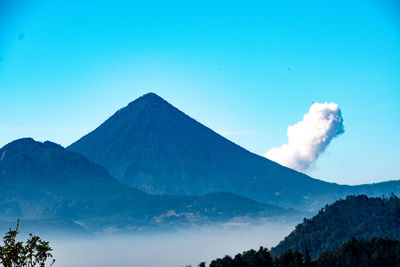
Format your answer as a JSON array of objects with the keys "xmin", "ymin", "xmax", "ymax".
[{"xmin": 205, "ymin": 237, "xmax": 400, "ymax": 267}]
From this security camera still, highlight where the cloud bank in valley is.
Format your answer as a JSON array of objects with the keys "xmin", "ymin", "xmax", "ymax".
[{"xmin": 265, "ymin": 102, "xmax": 344, "ymax": 172}]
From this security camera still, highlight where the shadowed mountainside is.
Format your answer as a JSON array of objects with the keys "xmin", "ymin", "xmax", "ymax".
[{"xmin": 0, "ymin": 138, "xmax": 294, "ymax": 233}]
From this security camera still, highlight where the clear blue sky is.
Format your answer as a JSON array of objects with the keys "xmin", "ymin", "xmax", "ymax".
[{"xmin": 1, "ymin": 0, "xmax": 399, "ymax": 185}]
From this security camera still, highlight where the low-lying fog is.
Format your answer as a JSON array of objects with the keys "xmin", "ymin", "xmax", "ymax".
[{"xmin": 51, "ymin": 223, "xmax": 295, "ymax": 267}]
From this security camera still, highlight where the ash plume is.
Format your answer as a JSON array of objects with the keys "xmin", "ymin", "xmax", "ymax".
[{"xmin": 265, "ymin": 102, "xmax": 344, "ymax": 172}]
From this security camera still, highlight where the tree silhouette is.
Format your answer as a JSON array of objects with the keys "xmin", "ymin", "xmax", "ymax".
[{"xmin": 0, "ymin": 220, "xmax": 55, "ymax": 267}]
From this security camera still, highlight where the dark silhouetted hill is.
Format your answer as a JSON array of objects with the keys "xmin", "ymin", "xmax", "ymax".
[{"xmin": 271, "ymin": 195, "xmax": 400, "ymax": 258}]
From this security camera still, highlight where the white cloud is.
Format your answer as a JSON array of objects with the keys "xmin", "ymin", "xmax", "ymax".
[{"xmin": 265, "ymin": 102, "xmax": 344, "ymax": 172}]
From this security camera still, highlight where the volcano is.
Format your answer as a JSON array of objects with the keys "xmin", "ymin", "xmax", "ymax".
[{"xmin": 68, "ymin": 93, "xmax": 352, "ymax": 211}]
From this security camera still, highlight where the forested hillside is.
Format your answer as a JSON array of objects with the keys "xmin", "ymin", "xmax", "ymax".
[{"xmin": 271, "ymin": 195, "xmax": 400, "ymax": 258}]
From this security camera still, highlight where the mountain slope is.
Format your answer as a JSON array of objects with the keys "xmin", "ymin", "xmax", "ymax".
[
  {"xmin": 0, "ymin": 138, "xmax": 292, "ymax": 232},
  {"xmin": 271, "ymin": 195, "xmax": 400, "ymax": 258},
  {"xmin": 68, "ymin": 93, "xmax": 400, "ymax": 211}
]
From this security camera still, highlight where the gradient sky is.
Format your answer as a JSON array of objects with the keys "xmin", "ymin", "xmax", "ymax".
[{"xmin": 1, "ymin": 0, "xmax": 399, "ymax": 185}]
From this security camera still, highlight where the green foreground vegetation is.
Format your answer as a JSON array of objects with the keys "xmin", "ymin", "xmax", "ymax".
[{"xmin": 0, "ymin": 220, "xmax": 54, "ymax": 267}]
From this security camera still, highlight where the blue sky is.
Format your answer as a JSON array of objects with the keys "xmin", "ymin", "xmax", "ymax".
[{"xmin": 1, "ymin": 0, "xmax": 399, "ymax": 185}]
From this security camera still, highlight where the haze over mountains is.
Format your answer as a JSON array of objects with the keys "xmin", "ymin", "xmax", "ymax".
[
  {"xmin": 0, "ymin": 138, "xmax": 291, "ymax": 233},
  {"xmin": 68, "ymin": 93, "xmax": 400, "ymax": 211}
]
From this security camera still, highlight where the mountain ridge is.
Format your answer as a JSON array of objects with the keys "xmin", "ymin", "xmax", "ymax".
[{"xmin": 0, "ymin": 138, "xmax": 295, "ymax": 233}]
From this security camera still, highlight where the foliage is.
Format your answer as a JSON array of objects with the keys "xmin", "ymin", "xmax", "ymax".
[
  {"xmin": 0, "ymin": 220, "xmax": 55, "ymax": 267},
  {"xmin": 318, "ymin": 237, "xmax": 400, "ymax": 267},
  {"xmin": 207, "ymin": 237, "xmax": 400, "ymax": 267},
  {"xmin": 209, "ymin": 247, "xmax": 273, "ymax": 267}
]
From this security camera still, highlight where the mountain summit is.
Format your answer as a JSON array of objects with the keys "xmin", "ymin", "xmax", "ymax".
[{"xmin": 68, "ymin": 93, "xmax": 399, "ymax": 211}]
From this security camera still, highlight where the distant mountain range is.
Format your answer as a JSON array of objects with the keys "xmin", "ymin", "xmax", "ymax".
[
  {"xmin": 0, "ymin": 138, "xmax": 293, "ymax": 233},
  {"xmin": 68, "ymin": 93, "xmax": 400, "ymax": 211},
  {"xmin": 1, "ymin": 93, "xmax": 399, "ymax": 233}
]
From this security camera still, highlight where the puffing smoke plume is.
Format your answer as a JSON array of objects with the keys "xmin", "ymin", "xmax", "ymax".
[{"xmin": 265, "ymin": 102, "xmax": 344, "ymax": 172}]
